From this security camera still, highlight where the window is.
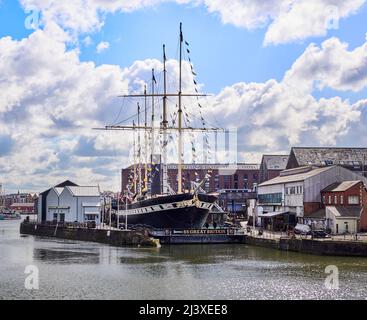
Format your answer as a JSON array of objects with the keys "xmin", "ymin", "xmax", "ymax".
[
  {"xmin": 258, "ymin": 193, "xmax": 282, "ymax": 204},
  {"xmin": 328, "ymin": 196, "xmax": 331, "ymax": 204},
  {"xmin": 322, "ymin": 196, "xmax": 326, "ymax": 204},
  {"xmin": 299, "ymin": 186, "xmax": 303, "ymax": 194},
  {"xmin": 340, "ymin": 195, "xmax": 344, "ymax": 204},
  {"xmin": 53, "ymin": 213, "xmax": 58, "ymax": 221},
  {"xmin": 224, "ymin": 176, "xmax": 230, "ymax": 189},
  {"xmin": 215, "ymin": 175, "xmax": 220, "ymax": 190},
  {"xmin": 243, "ymin": 175, "xmax": 248, "ymax": 190},
  {"xmin": 253, "ymin": 174, "xmax": 258, "ymax": 182},
  {"xmin": 348, "ymin": 196, "xmax": 359, "ymax": 205},
  {"xmin": 60, "ymin": 213, "xmax": 65, "ymax": 223},
  {"xmin": 334, "ymin": 196, "xmax": 338, "ymax": 205}
]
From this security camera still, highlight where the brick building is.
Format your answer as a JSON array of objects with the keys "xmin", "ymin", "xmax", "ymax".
[
  {"xmin": 321, "ymin": 181, "xmax": 367, "ymax": 232},
  {"xmin": 121, "ymin": 163, "xmax": 260, "ymax": 193},
  {"xmin": 286, "ymin": 147, "xmax": 367, "ymax": 177},
  {"xmin": 259, "ymin": 155, "xmax": 289, "ymax": 183}
]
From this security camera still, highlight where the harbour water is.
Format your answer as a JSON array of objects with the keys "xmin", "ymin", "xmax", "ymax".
[{"xmin": 1, "ymin": 218, "xmax": 367, "ymax": 300}]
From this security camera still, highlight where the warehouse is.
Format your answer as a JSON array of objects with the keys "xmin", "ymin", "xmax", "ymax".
[{"xmin": 37, "ymin": 181, "xmax": 101, "ymax": 225}]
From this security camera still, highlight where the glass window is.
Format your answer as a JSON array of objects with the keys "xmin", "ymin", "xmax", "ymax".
[
  {"xmin": 258, "ymin": 193, "xmax": 282, "ymax": 204},
  {"xmin": 340, "ymin": 196, "xmax": 343, "ymax": 204},
  {"xmin": 328, "ymin": 196, "xmax": 331, "ymax": 204},
  {"xmin": 348, "ymin": 196, "xmax": 359, "ymax": 205},
  {"xmin": 334, "ymin": 196, "xmax": 338, "ymax": 204},
  {"xmin": 322, "ymin": 195, "xmax": 326, "ymax": 204}
]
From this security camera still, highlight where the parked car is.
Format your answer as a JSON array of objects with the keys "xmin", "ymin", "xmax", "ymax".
[{"xmin": 311, "ymin": 230, "xmax": 331, "ymax": 239}]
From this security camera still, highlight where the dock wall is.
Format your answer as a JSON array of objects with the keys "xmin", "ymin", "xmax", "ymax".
[
  {"xmin": 20, "ymin": 223, "xmax": 157, "ymax": 247},
  {"xmin": 245, "ymin": 235, "xmax": 367, "ymax": 257}
]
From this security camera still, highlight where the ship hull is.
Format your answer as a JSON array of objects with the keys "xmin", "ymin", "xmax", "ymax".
[{"xmin": 119, "ymin": 193, "xmax": 217, "ymax": 229}]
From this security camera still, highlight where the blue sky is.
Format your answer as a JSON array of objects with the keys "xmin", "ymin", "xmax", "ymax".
[{"xmin": 1, "ymin": 0, "xmax": 367, "ymax": 192}]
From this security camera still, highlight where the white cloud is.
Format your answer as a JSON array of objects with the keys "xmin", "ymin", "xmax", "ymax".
[
  {"xmin": 96, "ymin": 41, "xmax": 110, "ymax": 53},
  {"xmin": 1, "ymin": 10, "xmax": 367, "ymax": 192},
  {"xmin": 284, "ymin": 36, "xmax": 367, "ymax": 92},
  {"xmin": 19, "ymin": 0, "xmax": 366, "ymax": 45}
]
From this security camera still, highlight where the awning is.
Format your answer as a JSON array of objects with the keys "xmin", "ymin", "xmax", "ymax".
[{"xmin": 258, "ymin": 211, "xmax": 288, "ymax": 218}]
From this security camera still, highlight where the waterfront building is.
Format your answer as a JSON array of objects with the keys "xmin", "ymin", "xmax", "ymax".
[
  {"xmin": 37, "ymin": 180, "xmax": 101, "ymax": 225},
  {"xmin": 322, "ymin": 181, "xmax": 367, "ymax": 233},
  {"xmin": 257, "ymin": 165, "xmax": 367, "ymax": 223},
  {"xmin": 259, "ymin": 155, "xmax": 289, "ymax": 183},
  {"xmin": 9, "ymin": 203, "xmax": 35, "ymax": 214},
  {"xmin": 286, "ymin": 147, "xmax": 367, "ymax": 177}
]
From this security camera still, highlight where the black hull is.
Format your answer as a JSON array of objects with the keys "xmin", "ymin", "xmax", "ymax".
[{"xmin": 120, "ymin": 193, "xmax": 217, "ymax": 229}]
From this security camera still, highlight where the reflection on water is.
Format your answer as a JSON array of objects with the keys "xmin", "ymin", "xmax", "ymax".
[
  {"xmin": 34, "ymin": 249, "xmax": 100, "ymax": 264},
  {"xmin": 1, "ymin": 218, "xmax": 367, "ymax": 300}
]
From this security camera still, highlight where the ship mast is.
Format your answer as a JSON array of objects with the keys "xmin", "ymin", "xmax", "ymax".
[
  {"xmin": 93, "ymin": 23, "xmax": 223, "ymax": 198},
  {"xmin": 151, "ymin": 68, "xmax": 156, "ymax": 157},
  {"xmin": 162, "ymin": 44, "xmax": 168, "ymax": 194},
  {"xmin": 144, "ymin": 85, "xmax": 148, "ymax": 193},
  {"xmin": 137, "ymin": 102, "xmax": 142, "ymax": 196},
  {"xmin": 177, "ymin": 22, "xmax": 183, "ymax": 194},
  {"xmin": 133, "ymin": 120, "xmax": 137, "ymax": 193}
]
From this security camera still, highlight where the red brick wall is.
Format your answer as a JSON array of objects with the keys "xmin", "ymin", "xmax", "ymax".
[
  {"xmin": 304, "ymin": 202, "xmax": 322, "ymax": 215},
  {"xmin": 321, "ymin": 182, "xmax": 363, "ymax": 207},
  {"xmin": 361, "ymin": 184, "xmax": 367, "ymax": 232},
  {"xmin": 121, "ymin": 166, "xmax": 260, "ymax": 193},
  {"xmin": 320, "ymin": 181, "xmax": 367, "ymax": 232}
]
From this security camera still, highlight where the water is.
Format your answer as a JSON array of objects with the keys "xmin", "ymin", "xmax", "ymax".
[{"xmin": 1, "ymin": 218, "xmax": 367, "ymax": 300}]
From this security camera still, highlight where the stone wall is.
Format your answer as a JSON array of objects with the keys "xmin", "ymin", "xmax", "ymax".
[{"xmin": 20, "ymin": 222, "xmax": 156, "ymax": 247}]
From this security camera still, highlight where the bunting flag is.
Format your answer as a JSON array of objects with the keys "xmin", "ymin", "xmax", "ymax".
[
  {"xmin": 187, "ymin": 49, "xmax": 190, "ymax": 54},
  {"xmin": 185, "ymin": 41, "xmax": 189, "ymax": 46}
]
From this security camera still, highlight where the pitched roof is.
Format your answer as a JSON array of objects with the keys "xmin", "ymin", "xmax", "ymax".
[
  {"xmin": 66, "ymin": 186, "xmax": 100, "ymax": 197},
  {"xmin": 327, "ymin": 206, "xmax": 362, "ymax": 218},
  {"xmin": 262, "ymin": 155, "xmax": 289, "ymax": 170},
  {"xmin": 54, "ymin": 180, "xmax": 78, "ymax": 188},
  {"xmin": 259, "ymin": 166, "xmax": 333, "ymax": 186},
  {"xmin": 291, "ymin": 147, "xmax": 367, "ymax": 167},
  {"xmin": 322, "ymin": 181, "xmax": 361, "ymax": 192}
]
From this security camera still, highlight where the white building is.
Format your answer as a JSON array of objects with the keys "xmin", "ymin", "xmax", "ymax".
[
  {"xmin": 257, "ymin": 165, "xmax": 367, "ymax": 219},
  {"xmin": 37, "ymin": 181, "xmax": 101, "ymax": 225},
  {"xmin": 326, "ymin": 206, "xmax": 362, "ymax": 234}
]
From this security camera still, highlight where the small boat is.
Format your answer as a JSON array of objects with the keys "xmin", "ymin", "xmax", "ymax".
[{"xmin": 0, "ymin": 212, "xmax": 22, "ymax": 220}]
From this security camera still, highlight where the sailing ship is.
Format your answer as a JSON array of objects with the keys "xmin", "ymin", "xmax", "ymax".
[{"xmin": 98, "ymin": 24, "xmax": 221, "ymax": 229}]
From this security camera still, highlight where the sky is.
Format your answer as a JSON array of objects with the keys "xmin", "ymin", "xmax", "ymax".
[{"xmin": 1, "ymin": 0, "xmax": 367, "ymax": 193}]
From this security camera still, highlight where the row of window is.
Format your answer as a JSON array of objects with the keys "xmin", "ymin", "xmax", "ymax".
[
  {"xmin": 322, "ymin": 195, "xmax": 360, "ymax": 205},
  {"xmin": 285, "ymin": 186, "xmax": 303, "ymax": 195},
  {"xmin": 258, "ymin": 193, "xmax": 283, "ymax": 204}
]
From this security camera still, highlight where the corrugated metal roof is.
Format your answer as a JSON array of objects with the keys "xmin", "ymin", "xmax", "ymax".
[
  {"xmin": 259, "ymin": 166, "xmax": 333, "ymax": 186},
  {"xmin": 322, "ymin": 181, "xmax": 361, "ymax": 192},
  {"xmin": 262, "ymin": 155, "xmax": 289, "ymax": 170},
  {"xmin": 327, "ymin": 206, "xmax": 362, "ymax": 218},
  {"xmin": 67, "ymin": 186, "xmax": 100, "ymax": 197}
]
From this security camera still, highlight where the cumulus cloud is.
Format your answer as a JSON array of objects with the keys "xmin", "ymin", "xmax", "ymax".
[
  {"xmin": 19, "ymin": 0, "xmax": 366, "ymax": 45},
  {"xmin": 2, "ymin": 3, "xmax": 367, "ymax": 191},
  {"xmin": 96, "ymin": 41, "xmax": 110, "ymax": 53},
  {"xmin": 284, "ymin": 36, "xmax": 367, "ymax": 92}
]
